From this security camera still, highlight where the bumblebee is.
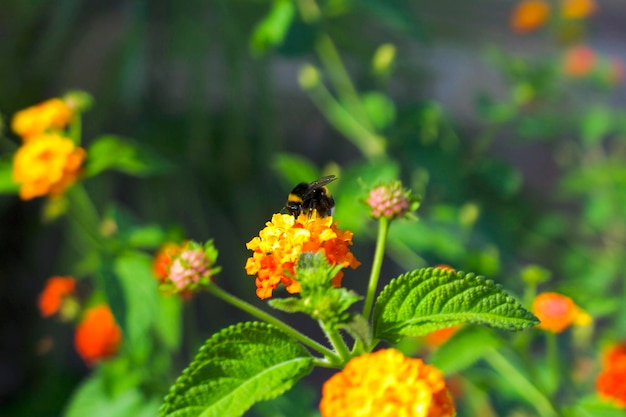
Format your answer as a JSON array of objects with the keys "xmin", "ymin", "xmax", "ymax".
[{"xmin": 285, "ymin": 175, "xmax": 337, "ymax": 218}]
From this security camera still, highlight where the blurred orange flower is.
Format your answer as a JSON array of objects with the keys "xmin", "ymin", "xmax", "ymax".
[
  {"xmin": 11, "ymin": 98, "xmax": 73, "ymax": 140},
  {"xmin": 74, "ymin": 304, "xmax": 122, "ymax": 364},
  {"xmin": 38, "ymin": 276, "xmax": 76, "ymax": 317},
  {"xmin": 245, "ymin": 213, "xmax": 360, "ymax": 300},
  {"xmin": 596, "ymin": 342, "xmax": 626, "ymax": 408},
  {"xmin": 561, "ymin": 0, "xmax": 596, "ymax": 19},
  {"xmin": 562, "ymin": 45, "xmax": 597, "ymax": 77},
  {"xmin": 511, "ymin": 0, "xmax": 551, "ymax": 33},
  {"xmin": 424, "ymin": 325, "xmax": 462, "ymax": 348},
  {"xmin": 532, "ymin": 292, "xmax": 591, "ymax": 333},
  {"xmin": 12, "ymin": 133, "xmax": 86, "ymax": 200},
  {"xmin": 153, "ymin": 242, "xmax": 186, "ymax": 281},
  {"xmin": 320, "ymin": 348, "xmax": 455, "ymax": 417}
]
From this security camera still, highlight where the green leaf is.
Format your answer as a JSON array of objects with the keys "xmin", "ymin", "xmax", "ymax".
[
  {"xmin": 65, "ymin": 370, "xmax": 161, "ymax": 417},
  {"xmin": 126, "ymin": 224, "xmax": 167, "ymax": 249},
  {"xmin": 372, "ymin": 267, "xmax": 538, "ymax": 343},
  {"xmin": 114, "ymin": 251, "xmax": 160, "ymax": 351},
  {"xmin": 361, "ymin": 92, "xmax": 396, "ymax": 130},
  {"xmin": 566, "ymin": 396, "xmax": 626, "ymax": 417},
  {"xmin": 581, "ymin": 105, "xmax": 612, "ymax": 147},
  {"xmin": 0, "ymin": 157, "xmax": 18, "ymax": 194},
  {"xmin": 85, "ymin": 135, "xmax": 170, "ymax": 177},
  {"xmin": 160, "ymin": 322, "xmax": 314, "ymax": 417},
  {"xmin": 273, "ymin": 153, "xmax": 321, "ymax": 186},
  {"xmin": 429, "ymin": 326, "xmax": 502, "ymax": 375},
  {"xmin": 250, "ymin": 0, "xmax": 295, "ymax": 55}
]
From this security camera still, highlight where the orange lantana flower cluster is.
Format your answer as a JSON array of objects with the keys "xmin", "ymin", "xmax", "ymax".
[
  {"xmin": 532, "ymin": 292, "xmax": 591, "ymax": 333},
  {"xmin": 245, "ymin": 213, "xmax": 360, "ymax": 300},
  {"xmin": 38, "ymin": 276, "xmax": 122, "ymax": 364},
  {"xmin": 320, "ymin": 348, "xmax": 456, "ymax": 417},
  {"xmin": 510, "ymin": 0, "xmax": 596, "ymax": 33},
  {"xmin": 38, "ymin": 276, "xmax": 76, "ymax": 318},
  {"xmin": 11, "ymin": 97, "xmax": 86, "ymax": 200},
  {"xmin": 74, "ymin": 304, "xmax": 122, "ymax": 365},
  {"xmin": 153, "ymin": 242, "xmax": 187, "ymax": 282},
  {"xmin": 596, "ymin": 342, "xmax": 626, "ymax": 408}
]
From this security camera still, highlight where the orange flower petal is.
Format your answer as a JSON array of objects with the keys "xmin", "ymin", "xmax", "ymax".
[
  {"xmin": 74, "ymin": 304, "xmax": 122, "ymax": 364},
  {"xmin": 511, "ymin": 0, "xmax": 551, "ymax": 33}
]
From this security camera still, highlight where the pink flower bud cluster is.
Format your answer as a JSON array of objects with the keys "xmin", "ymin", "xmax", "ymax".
[
  {"xmin": 367, "ymin": 183, "xmax": 410, "ymax": 219},
  {"xmin": 169, "ymin": 249, "xmax": 211, "ymax": 289}
]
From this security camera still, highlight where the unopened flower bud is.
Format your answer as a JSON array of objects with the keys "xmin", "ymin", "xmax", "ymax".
[{"xmin": 367, "ymin": 181, "xmax": 417, "ymax": 220}]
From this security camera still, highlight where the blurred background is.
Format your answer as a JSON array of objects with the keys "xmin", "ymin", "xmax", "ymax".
[{"xmin": 1, "ymin": 0, "xmax": 626, "ymax": 416}]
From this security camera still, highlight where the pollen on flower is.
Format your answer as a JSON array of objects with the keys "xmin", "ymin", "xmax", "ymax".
[
  {"xmin": 319, "ymin": 348, "xmax": 456, "ymax": 417},
  {"xmin": 38, "ymin": 276, "xmax": 76, "ymax": 317},
  {"xmin": 12, "ymin": 133, "xmax": 86, "ymax": 200},
  {"xmin": 511, "ymin": 0, "xmax": 551, "ymax": 33},
  {"xmin": 245, "ymin": 213, "xmax": 360, "ymax": 300},
  {"xmin": 74, "ymin": 304, "xmax": 122, "ymax": 364},
  {"xmin": 11, "ymin": 98, "xmax": 74, "ymax": 139},
  {"xmin": 532, "ymin": 292, "xmax": 591, "ymax": 333}
]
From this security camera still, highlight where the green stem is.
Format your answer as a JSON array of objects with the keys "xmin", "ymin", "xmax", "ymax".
[
  {"xmin": 484, "ymin": 347, "xmax": 560, "ymax": 417},
  {"xmin": 69, "ymin": 110, "xmax": 82, "ymax": 145},
  {"xmin": 319, "ymin": 320, "xmax": 351, "ymax": 363},
  {"xmin": 302, "ymin": 76, "xmax": 386, "ymax": 160},
  {"xmin": 206, "ymin": 284, "xmax": 341, "ymax": 364},
  {"xmin": 362, "ymin": 216, "xmax": 390, "ymax": 320},
  {"xmin": 546, "ymin": 332, "xmax": 559, "ymax": 394},
  {"xmin": 315, "ymin": 34, "xmax": 374, "ymax": 132}
]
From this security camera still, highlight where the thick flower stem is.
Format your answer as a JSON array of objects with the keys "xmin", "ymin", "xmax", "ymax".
[
  {"xmin": 206, "ymin": 283, "xmax": 341, "ymax": 364},
  {"xmin": 362, "ymin": 216, "xmax": 390, "ymax": 320},
  {"xmin": 484, "ymin": 347, "xmax": 560, "ymax": 417},
  {"xmin": 319, "ymin": 320, "xmax": 352, "ymax": 364}
]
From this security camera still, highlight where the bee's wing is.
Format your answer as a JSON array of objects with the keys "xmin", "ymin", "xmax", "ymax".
[{"xmin": 309, "ymin": 175, "xmax": 337, "ymax": 189}]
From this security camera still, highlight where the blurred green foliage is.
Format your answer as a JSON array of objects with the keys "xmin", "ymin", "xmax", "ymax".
[{"xmin": 1, "ymin": 0, "xmax": 626, "ymax": 416}]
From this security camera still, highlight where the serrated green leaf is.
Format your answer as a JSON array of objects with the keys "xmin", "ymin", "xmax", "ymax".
[
  {"xmin": 429, "ymin": 326, "xmax": 502, "ymax": 375},
  {"xmin": 160, "ymin": 322, "xmax": 314, "ymax": 417},
  {"xmin": 373, "ymin": 268, "xmax": 538, "ymax": 343}
]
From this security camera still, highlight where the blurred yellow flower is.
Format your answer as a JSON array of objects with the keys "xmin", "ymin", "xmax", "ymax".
[
  {"xmin": 11, "ymin": 98, "xmax": 73, "ymax": 140},
  {"xmin": 561, "ymin": 0, "xmax": 596, "ymax": 19},
  {"xmin": 320, "ymin": 348, "xmax": 456, "ymax": 417},
  {"xmin": 12, "ymin": 133, "xmax": 86, "ymax": 200},
  {"xmin": 245, "ymin": 213, "xmax": 360, "ymax": 300},
  {"xmin": 532, "ymin": 292, "xmax": 591, "ymax": 333},
  {"xmin": 511, "ymin": 0, "xmax": 551, "ymax": 33}
]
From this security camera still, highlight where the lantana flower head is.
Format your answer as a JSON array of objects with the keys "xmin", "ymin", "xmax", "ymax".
[
  {"xmin": 532, "ymin": 292, "xmax": 592, "ymax": 333},
  {"xmin": 74, "ymin": 304, "xmax": 122, "ymax": 364},
  {"xmin": 245, "ymin": 213, "xmax": 360, "ymax": 300},
  {"xmin": 367, "ymin": 181, "xmax": 418, "ymax": 220},
  {"xmin": 319, "ymin": 348, "xmax": 456, "ymax": 417},
  {"xmin": 561, "ymin": 0, "xmax": 596, "ymax": 19},
  {"xmin": 153, "ymin": 242, "xmax": 187, "ymax": 282},
  {"xmin": 511, "ymin": 0, "xmax": 551, "ymax": 33},
  {"xmin": 562, "ymin": 45, "xmax": 597, "ymax": 77},
  {"xmin": 11, "ymin": 98, "xmax": 74, "ymax": 140},
  {"xmin": 12, "ymin": 133, "xmax": 86, "ymax": 200},
  {"xmin": 38, "ymin": 276, "xmax": 77, "ymax": 319},
  {"xmin": 165, "ymin": 240, "xmax": 220, "ymax": 293},
  {"xmin": 596, "ymin": 342, "xmax": 626, "ymax": 408}
]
